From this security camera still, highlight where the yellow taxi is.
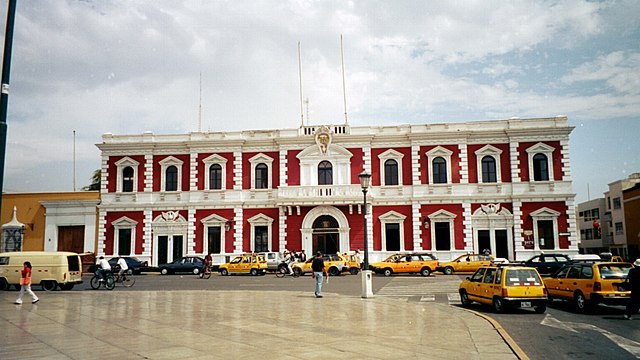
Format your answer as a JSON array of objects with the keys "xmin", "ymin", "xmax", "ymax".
[
  {"xmin": 218, "ymin": 253, "xmax": 268, "ymax": 276},
  {"xmin": 343, "ymin": 254, "xmax": 361, "ymax": 275},
  {"xmin": 436, "ymin": 254, "xmax": 493, "ymax": 275},
  {"xmin": 544, "ymin": 261, "xmax": 633, "ymax": 312},
  {"xmin": 459, "ymin": 265, "xmax": 547, "ymax": 313},
  {"xmin": 369, "ymin": 252, "xmax": 439, "ymax": 277},
  {"xmin": 291, "ymin": 254, "xmax": 348, "ymax": 276}
]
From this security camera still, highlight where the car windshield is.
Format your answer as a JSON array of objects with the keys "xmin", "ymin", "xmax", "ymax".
[
  {"xmin": 597, "ymin": 264, "xmax": 632, "ymax": 279},
  {"xmin": 505, "ymin": 269, "xmax": 542, "ymax": 286}
]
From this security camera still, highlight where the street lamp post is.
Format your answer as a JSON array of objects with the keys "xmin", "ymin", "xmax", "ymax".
[{"xmin": 358, "ymin": 170, "xmax": 373, "ymax": 298}]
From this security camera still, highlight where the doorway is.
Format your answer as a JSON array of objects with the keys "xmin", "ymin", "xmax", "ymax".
[
  {"xmin": 313, "ymin": 233, "xmax": 339, "ymax": 254},
  {"xmin": 157, "ymin": 235, "xmax": 183, "ymax": 265},
  {"xmin": 58, "ymin": 226, "xmax": 85, "ymax": 254},
  {"xmin": 495, "ymin": 230, "xmax": 508, "ymax": 258},
  {"xmin": 478, "ymin": 230, "xmax": 491, "ymax": 254}
]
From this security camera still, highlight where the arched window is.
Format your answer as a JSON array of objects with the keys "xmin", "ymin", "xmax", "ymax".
[
  {"xmin": 432, "ymin": 157, "xmax": 447, "ymax": 184},
  {"xmin": 318, "ymin": 161, "xmax": 333, "ymax": 185},
  {"xmin": 165, "ymin": 165, "xmax": 178, "ymax": 191},
  {"xmin": 122, "ymin": 166, "xmax": 134, "ymax": 192},
  {"xmin": 384, "ymin": 159, "xmax": 399, "ymax": 185},
  {"xmin": 209, "ymin": 164, "xmax": 222, "ymax": 190},
  {"xmin": 533, "ymin": 153, "xmax": 549, "ymax": 181},
  {"xmin": 255, "ymin": 163, "xmax": 268, "ymax": 189},
  {"xmin": 481, "ymin": 156, "xmax": 497, "ymax": 183}
]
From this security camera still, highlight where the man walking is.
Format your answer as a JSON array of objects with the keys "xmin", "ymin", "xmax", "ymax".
[
  {"xmin": 624, "ymin": 264, "xmax": 640, "ymax": 320},
  {"xmin": 311, "ymin": 251, "xmax": 326, "ymax": 298}
]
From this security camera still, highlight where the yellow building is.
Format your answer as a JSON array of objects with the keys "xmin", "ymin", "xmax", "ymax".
[{"xmin": 1, "ymin": 192, "xmax": 99, "ymax": 253}]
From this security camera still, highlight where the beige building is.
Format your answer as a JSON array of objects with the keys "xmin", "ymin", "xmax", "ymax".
[{"xmin": 0, "ymin": 192, "xmax": 99, "ymax": 253}]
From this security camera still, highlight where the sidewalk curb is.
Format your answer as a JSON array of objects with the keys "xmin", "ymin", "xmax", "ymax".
[{"xmin": 457, "ymin": 306, "xmax": 530, "ymax": 360}]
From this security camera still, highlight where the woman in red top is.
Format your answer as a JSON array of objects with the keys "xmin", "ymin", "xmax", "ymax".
[{"xmin": 14, "ymin": 261, "xmax": 39, "ymax": 305}]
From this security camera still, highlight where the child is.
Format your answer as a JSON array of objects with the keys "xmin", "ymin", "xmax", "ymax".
[{"xmin": 14, "ymin": 261, "xmax": 39, "ymax": 305}]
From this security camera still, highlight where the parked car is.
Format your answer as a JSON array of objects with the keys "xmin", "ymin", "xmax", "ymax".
[
  {"xmin": 522, "ymin": 254, "xmax": 572, "ymax": 276},
  {"xmin": 218, "ymin": 253, "xmax": 268, "ymax": 276},
  {"xmin": 459, "ymin": 265, "xmax": 547, "ymax": 313},
  {"xmin": 369, "ymin": 252, "xmax": 439, "ymax": 277},
  {"xmin": 88, "ymin": 256, "xmax": 150, "ymax": 275},
  {"xmin": 291, "ymin": 254, "xmax": 348, "ymax": 276},
  {"xmin": 544, "ymin": 261, "xmax": 633, "ymax": 312},
  {"xmin": 343, "ymin": 253, "xmax": 360, "ymax": 275},
  {"xmin": 259, "ymin": 251, "xmax": 288, "ymax": 273},
  {"xmin": 437, "ymin": 254, "xmax": 493, "ymax": 275},
  {"xmin": 158, "ymin": 256, "xmax": 205, "ymax": 275}
]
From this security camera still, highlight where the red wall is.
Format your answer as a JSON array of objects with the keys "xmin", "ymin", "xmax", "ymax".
[
  {"xmin": 370, "ymin": 147, "xmax": 412, "ymax": 186},
  {"xmin": 347, "ymin": 147, "xmax": 365, "ymax": 185},
  {"xmin": 106, "ymin": 155, "xmax": 145, "ymax": 192},
  {"xmin": 193, "ymin": 209, "xmax": 235, "ymax": 253},
  {"xmin": 152, "ymin": 154, "xmax": 190, "ymax": 191},
  {"xmin": 372, "ymin": 205, "xmax": 413, "ymax": 251},
  {"xmin": 195, "ymin": 152, "xmax": 235, "ymax": 190},
  {"xmin": 104, "ymin": 211, "xmax": 145, "ymax": 255},
  {"xmin": 242, "ymin": 208, "xmax": 280, "ymax": 251},
  {"xmin": 419, "ymin": 145, "xmax": 461, "ymax": 184},
  {"xmin": 419, "ymin": 204, "xmax": 465, "ymax": 250},
  {"xmin": 520, "ymin": 201, "xmax": 570, "ymax": 249},
  {"xmin": 286, "ymin": 150, "xmax": 301, "ymax": 186},
  {"xmin": 242, "ymin": 152, "xmax": 280, "ymax": 189},
  {"xmin": 518, "ymin": 141, "xmax": 563, "ymax": 181},
  {"xmin": 466, "ymin": 144, "xmax": 511, "ymax": 183}
]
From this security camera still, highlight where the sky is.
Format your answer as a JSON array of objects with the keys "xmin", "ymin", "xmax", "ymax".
[{"xmin": 0, "ymin": 0, "xmax": 638, "ymax": 204}]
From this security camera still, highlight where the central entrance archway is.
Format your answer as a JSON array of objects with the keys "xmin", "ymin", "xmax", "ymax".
[{"xmin": 301, "ymin": 206, "xmax": 350, "ymax": 255}]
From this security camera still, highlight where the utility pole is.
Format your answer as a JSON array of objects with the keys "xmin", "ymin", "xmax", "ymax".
[{"xmin": 0, "ymin": 0, "xmax": 18, "ymax": 218}]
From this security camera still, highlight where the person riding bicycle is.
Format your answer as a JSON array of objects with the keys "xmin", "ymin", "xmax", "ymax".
[
  {"xmin": 117, "ymin": 256, "xmax": 129, "ymax": 279},
  {"xmin": 96, "ymin": 256, "xmax": 111, "ymax": 282},
  {"xmin": 284, "ymin": 250, "xmax": 295, "ymax": 275},
  {"xmin": 204, "ymin": 253, "xmax": 213, "ymax": 274}
]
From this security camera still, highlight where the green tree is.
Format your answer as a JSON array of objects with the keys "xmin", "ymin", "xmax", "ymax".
[{"xmin": 83, "ymin": 169, "xmax": 101, "ymax": 191}]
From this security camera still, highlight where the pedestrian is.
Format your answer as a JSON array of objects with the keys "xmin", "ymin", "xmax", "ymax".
[
  {"xmin": 624, "ymin": 264, "xmax": 640, "ymax": 320},
  {"xmin": 300, "ymin": 249, "xmax": 307, "ymax": 262},
  {"xmin": 14, "ymin": 261, "xmax": 39, "ymax": 305},
  {"xmin": 311, "ymin": 251, "xmax": 326, "ymax": 298},
  {"xmin": 355, "ymin": 248, "xmax": 363, "ymax": 269}
]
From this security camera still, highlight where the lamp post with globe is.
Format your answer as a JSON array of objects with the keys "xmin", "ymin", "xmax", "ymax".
[{"xmin": 358, "ymin": 170, "xmax": 373, "ymax": 298}]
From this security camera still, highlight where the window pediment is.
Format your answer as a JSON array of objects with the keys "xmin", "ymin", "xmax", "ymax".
[
  {"xmin": 247, "ymin": 213, "xmax": 274, "ymax": 225},
  {"xmin": 203, "ymin": 154, "xmax": 228, "ymax": 164},
  {"xmin": 530, "ymin": 207, "xmax": 561, "ymax": 218},
  {"xmin": 379, "ymin": 210, "xmax": 407, "ymax": 222},
  {"xmin": 526, "ymin": 142, "xmax": 555, "ymax": 154},
  {"xmin": 378, "ymin": 149, "xmax": 404, "ymax": 160},
  {"xmin": 112, "ymin": 216, "xmax": 138, "ymax": 226},
  {"xmin": 159, "ymin": 156, "xmax": 184, "ymax": 166},
  {"xmin": 297, "ymin": 143, "xmax": 353, "ymax": 159},
  {"xmin": 201, "ymin": 213, "xmax": 228, "ymax": 225},
  {"xmin": 475, "ymin": 144, "xmax": 502, "ymax": 156},
  {"xmin": 115, "ymin": 157, "xmax": 139, "ymax": 167},
  {"xmin": 428, "ymin": 209, "xmax": 457, "ymax": 220},
  {"xmin": 249, "ymin": 153, "xmax": 274, "ymax": 164},
  {"xmin": 426, "ymin": 146, "xmax": 453, "ymax": 157}
]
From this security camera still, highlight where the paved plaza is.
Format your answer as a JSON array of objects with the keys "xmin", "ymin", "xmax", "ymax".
[{"xmin": 0, "ymin": 290, "xmax": 520, "ymax": 359}]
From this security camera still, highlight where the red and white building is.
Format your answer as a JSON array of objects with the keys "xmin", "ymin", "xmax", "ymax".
[{"xmin": 96, "ymin": 116, "xmax": 578, "ymax": 266}]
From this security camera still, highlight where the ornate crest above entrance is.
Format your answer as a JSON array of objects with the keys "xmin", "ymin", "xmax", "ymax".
[{"xmin": 315, "ymin": 125, "xmax": 332, "ymax": 154}]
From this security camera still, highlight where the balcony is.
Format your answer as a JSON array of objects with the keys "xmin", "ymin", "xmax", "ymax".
[{"xmin": 277, "ymin": 185, "xmax": 362, "ymax": 205}]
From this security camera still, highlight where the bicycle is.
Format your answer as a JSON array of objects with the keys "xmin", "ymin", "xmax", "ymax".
[
  {"xmin": 275, "ymin": 263, "xmax": 300, "ymax": 278},
  {"xmin": 90, "ymin": 271, "xmax": 115, "ymax": 290},
  {"xmin": 199, "ymin": 266, "xmax": 212, "ymax": 279},
  {"xmin": 114, "ymin": 270, "xmax": 136, "ymax": 287}
]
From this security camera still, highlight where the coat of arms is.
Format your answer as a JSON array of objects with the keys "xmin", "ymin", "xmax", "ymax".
[{"xmin": 315, "ymin": 126, "xmax": 332, "ymax": 154}]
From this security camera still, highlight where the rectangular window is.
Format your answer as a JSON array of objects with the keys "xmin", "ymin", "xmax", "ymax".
[
  {"xmin": 118, "ymin": 228, "xmax": 132, "ymax": 256},
  {"xmin": 585, "ymin": 228, "xmax": 593, "ymax": 240},
  {"xmin": 434, "ymin": 222, "xmax": 451, "ymax": 251},
  {"xmin": 385, "ymin": 223, "xmax": 401, "ymax": 251},
  {"xmin": 613, "ymin": 197, "xmax": 621, "ymax": 209},
  {"xmin": 537, "ymin": 220, "xmax": 555, "ymax": 250},
  {"xmin": 207, "ymin": 226, "xmax": 222, "ymax": 254},
  {"xmin": 254, "ymin": 226, "xmax": 269, "ymax": 253},
  {"xmin": 615, "ymin": 222, "xmax": 624, "ymax": 235}
]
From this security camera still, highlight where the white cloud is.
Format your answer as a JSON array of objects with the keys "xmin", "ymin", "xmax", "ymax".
[{"xmin": 562, "ymin": 51, "xmax": 640, "ymax": 94}]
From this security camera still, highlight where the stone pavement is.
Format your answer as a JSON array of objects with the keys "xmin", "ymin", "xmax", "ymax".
[{"xmin": 0, "ymin": 290, "xmax": 521, "ymax": 360}]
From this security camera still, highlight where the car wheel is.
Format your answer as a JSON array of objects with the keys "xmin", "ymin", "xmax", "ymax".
[
  {"xmin": 293, "ymin": 267, "xmax": 302, "ymax": 277},
  {"xmin": 329, "ymin": 267, "xmax": 340, "ymax": 276},
  {"xmin": 250, "ymin": 268, "xmax": 258, "ymax": 276},
  {"xmin": 383, "ymin": 268, "xmax": 393, "ymax": 277},
  {"xmin": 444, "ymin": 267, "xmax": 454, "ymax": 275},
  {"xmin": 574, "ymin": 292, "xmax": 589, "ymax": 312},
  {"xmin": 493, "ymin": 297, "xmax": 504, "ymax": 313},
  {"xmin": 460, "ymin": 290, "xmax": 471, "ymax": 307},
  {"xmin": 420, "ymin": 267, "xmax": 431, "ymax": 277},
  {"xmin": 349, "ymin": 268, "xmax": 359, "ymax": 275},
  {"xmin": 534, "ymin": 306, "xmax": 546, "ymax": 314},
  {"xmin": 0, "ymin": 278, "xmax": 8, "ymax": 291},
  {"xmin": 42, "ymin": 280, "xmax": 57, "ymax": 292},
  {"xmin": 221, "ymin": 268, "xmax": 229, "ymax": 276},
  {"xmin": 160, "ymin": 268, "xmax": 169, "ymax": 275},
  {"xmin": 192, "ymin": 267, "xmax": 200, "ymax": 275}
]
